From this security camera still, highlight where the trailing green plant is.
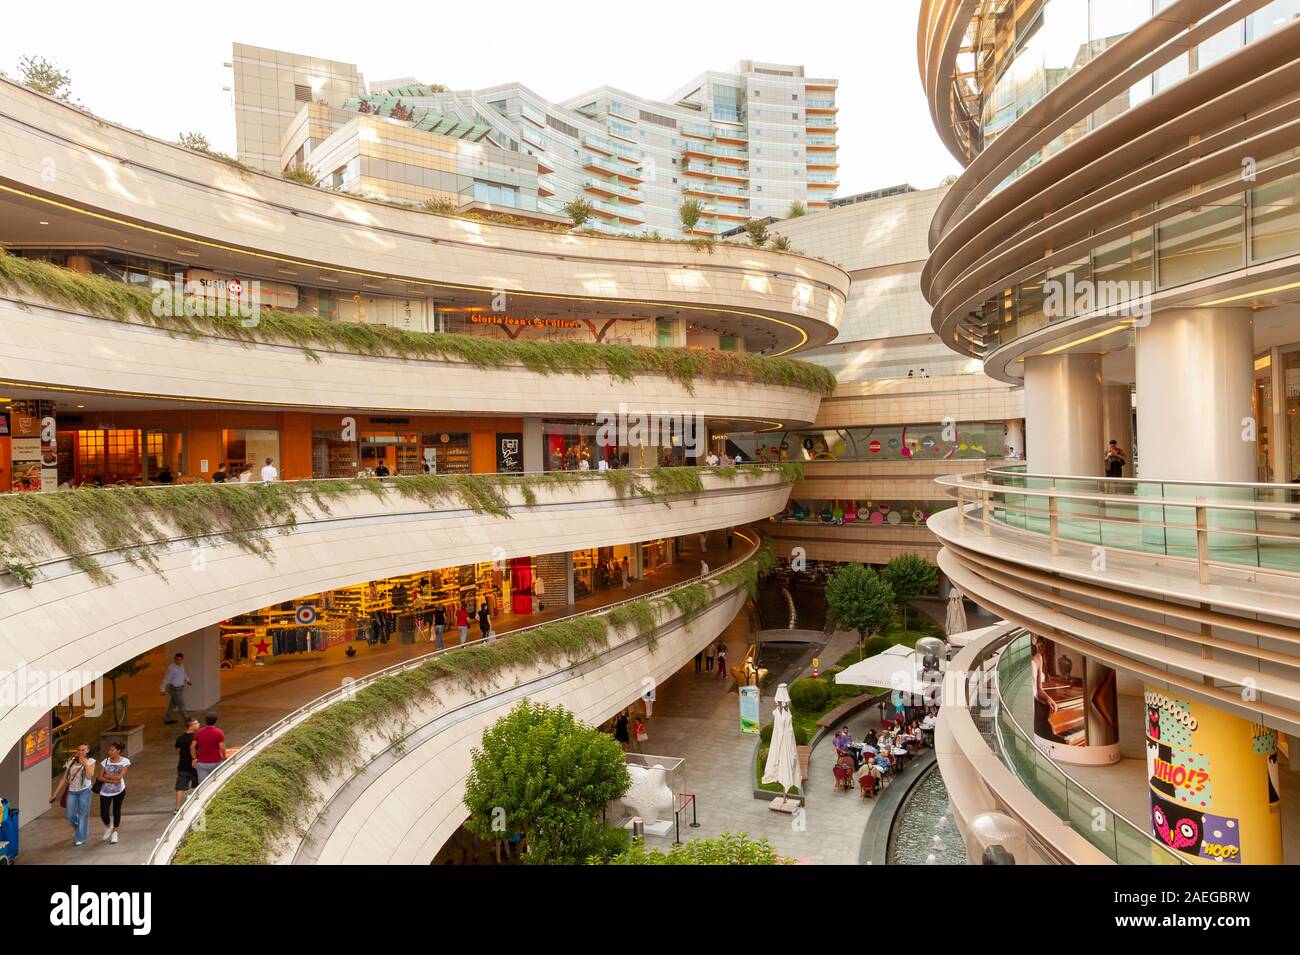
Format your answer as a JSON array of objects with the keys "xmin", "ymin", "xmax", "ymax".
[
  {"xmin": 0, "ymin": 250, "xmax": 837, "ymax": 397},
  {"xmin": 173, "ymin": 538, "xmax": 777, "ymax": 864},
  {"xmin": 282, "ymin": 166, "xmax": 320, "ymax": 186},
  {"xmin": 0, "ymin": 465, "xmax": 794, "ymax": 586}
]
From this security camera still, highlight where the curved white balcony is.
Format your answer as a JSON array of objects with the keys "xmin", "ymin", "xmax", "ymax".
[
  {"xmin": 150, "ymin": 532, "xmax": 765, "ymax": 864},
  {"xmin": 0, "ymin": 469, "xmax": 794, "ymax": 761},
  {"xmin": 0, "ymin": 79, "xmax": 847, "ymax": 355}
]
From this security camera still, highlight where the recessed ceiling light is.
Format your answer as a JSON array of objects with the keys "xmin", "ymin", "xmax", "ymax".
[{"xmin": 38, "ymin": 221, "xmax": 49, "ymax": 226}]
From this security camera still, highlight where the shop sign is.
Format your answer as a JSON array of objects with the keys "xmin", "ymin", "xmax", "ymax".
[
  {"xmin": 22, "ymin": 712, "xmax": 52, "ymax": 769},
  {"xmin": 496, "ymin": 433, "xmax": 523, "ymax": 473},
  {"xmin": 469, "ymin": 314, "xmax": 582, "ymax": 330},
  {"xmin": 738, "ymin": 685, "xmax": 760, "ymax": 736}
]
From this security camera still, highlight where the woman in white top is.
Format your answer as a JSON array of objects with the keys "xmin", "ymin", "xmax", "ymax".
[
  {"xmin": 96, "ymin": 741, "xmax": 131, "ymax": 844},
  {"xmin": 50, "ymin": 743, "xmax": 96, "ymax": 846}
]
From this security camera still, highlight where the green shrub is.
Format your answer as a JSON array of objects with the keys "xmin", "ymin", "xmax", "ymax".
[
  {"xmin": 788, "ymin": 677, "xmax": 830, "ymax": 714},
  {"xmin": 864, "ymin": 635, "xmax": 893, "ymax": 658}
]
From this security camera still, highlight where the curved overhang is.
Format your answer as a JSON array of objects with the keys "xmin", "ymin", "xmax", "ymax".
[
  {"xmin": 0, "ymin": 78, "xmax": 849, "ymax": 356},
  {"xmin": 0, "ymin": 470, "xmax": 793, "ymax": 761},
  {"xmin": 0, "ymin": 293, "xmax": 825, "ymax": 429},
  {"xmin": 918, "ymin": 2, "xmax": 1300, "ymax": 380}
]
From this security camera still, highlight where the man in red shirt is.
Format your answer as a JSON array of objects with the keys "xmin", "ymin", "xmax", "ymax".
[
  {"xmin": 455, "ymin": 606, "xmax": 469, "ymax": 644},
  {"xmin": 190, "ymin": 713, "xmax": 228, "ymax": 783}
]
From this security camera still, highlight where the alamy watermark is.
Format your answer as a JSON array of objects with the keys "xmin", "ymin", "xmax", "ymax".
[
  {"xmin": 595, "ymin": 404, "xmax": 706, "ymax": 458},
  {"xmin": 151, "ymin": 273, "xmax": 262, "ymax": 327},
  {"xmin": 1043, "ymin": 273, "xmax": 1153, "ymax": 327}
]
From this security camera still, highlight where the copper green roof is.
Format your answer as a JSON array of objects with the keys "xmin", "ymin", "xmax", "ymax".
[{"xmin": 344, "ymin": 95, "xmax": 496, "ymax": 143}]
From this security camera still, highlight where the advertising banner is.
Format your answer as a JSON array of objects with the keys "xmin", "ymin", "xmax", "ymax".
[
  {"xmin": 739, "ymin": 684, "xmax": 760, "ymax": 736},
  {"xmin": 1029, "ymin": 634, "xmax": 1119, "ymax": 764},
  {"xmin": 496, "ymin": 432, "xmax": 523, "ymax": 473},
  {"xmin": 22, "ymin": 712, "xmax": 52, "ymax": 769},
  {"xmin": 1144, "ymin": 687, "xmax": 1282, "ymax": 864}
]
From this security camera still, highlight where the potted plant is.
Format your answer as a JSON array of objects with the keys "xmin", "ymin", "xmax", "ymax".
[{"xmin": 98, "ymin": 654, "xmax": 150, "ymax": 757}]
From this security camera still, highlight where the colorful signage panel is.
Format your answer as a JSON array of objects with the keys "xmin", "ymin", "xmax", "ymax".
[{"xmin": 739, "ymin": 685, "xmax": 760, "ymax": 736}]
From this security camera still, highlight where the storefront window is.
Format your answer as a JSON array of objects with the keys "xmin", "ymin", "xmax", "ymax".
[
  {"xmin": 223, "ymin": 429, "xmax": 280, "ymax": 480},
  {"xmin": 776, "ymin": 499, "xmax": 953, "ymax": 526},
  {"xmin": 1284, "ymin": 349, "xmax": 1300, "ymax": 483},
  {"xmin": 313, "ymin": 430, "xmax": 358, "ymax": 478},
  {"xmin": 143, "ymin": 430, "xmax": 185, "ymax": 483},
  {"xmin": 422, "ymin": 432, "xmax": 471, "ymax": 474}
]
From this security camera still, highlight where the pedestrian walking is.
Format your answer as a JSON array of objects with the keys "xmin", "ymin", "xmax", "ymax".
[
  {"xmin": 716, "ymin": 642, "xmax": 728, "ymax": 680},
  {"xmin": 433, "ymin": 606, "xmax": 447, "ymax": 649},
  {"xmin": 478, "ymin": 601, "xmax": 492, "ymax": 641},
  {"xmin": 96, "ymin": 741, "xmax": 130, "ymax": 845},
  {"xmin": 174, "ymin": 718, "xmax": 200, "ymax": 810},
  {"xmin": 533, "ymin": 574, "xmax": 546, "ymax": 613},
  {"xmin": 705, "ymin": 643, "xmax": 715, "ymax": 671},
  {"xmin": 191, "ymin": 713, "xmax": 227, "ymax": 783},
  {"xmin": 456, "ymin": 605, "xmax": 470, "ymax": 643},
  {"xmin": 260, "ymin": 457, "xmax": 278, "ymax": 482},
  {"xmin": 159, "ymin": 652, "xmax": 191, "ymax": 725},
  {"xmin": 49, "ymin": 743, "xmax": 95, "ymax": 846},
  {"xmin": 620, "ymin": 556, "xmax": 630, "ymax": 590},
  {"xmin": 726, "ymin": 527, "xmax": 734, "ymax": 550},
  {"xmin": 614, "ymin": 712, "xmax": 630, "ymax": 751}
]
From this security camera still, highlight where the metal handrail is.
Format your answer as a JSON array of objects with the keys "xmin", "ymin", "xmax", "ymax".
[
  {"xmin": 990, "ymin": 632, "xmax": 1187, "ymax": 865},
  {"xmin": 984, "ymin": 463, "xmax": 1300, "ymax": 493},
  {"xmin": 940, "ymin": 472, "xmax": 1300, "ymax": 514},
  {"xmin": 146, "ymin": 529, "xmax": 763, "ymax": 863}
]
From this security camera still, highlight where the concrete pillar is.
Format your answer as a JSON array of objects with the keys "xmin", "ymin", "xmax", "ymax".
[
  {"xmin": 1268, "ymin": 346, "xmax": 1289, "ymax": 484},
  {"xmin": 564, "ymin": 552, "xmax": 575, "ymax": 605},
  {"xmin": 1144, "ymin": 686, "xmax": 1281, "ymax": 864},
  {"xmin": 1134, "ymin": 308, "xmax": 1255, "ymax": 482},
  {"xmin": 631, "ymin": 542, "xmax": 644, "ymax": 581},
  {"xmin": 1003, "ymin": 419, "xmax": 1025, "ymax": 460},
  {"xmin": 1102, "ymin": 384, "xmax": 1134, "ymax": 477},
  {"xmin": 1023, "ymin": 354, "xmax": 1105, "ymax": 476},
  {"xmin": 522, "ymin": 417, "xmax": 544, "ymax": 474},
  {"xmin": 163, "ymin": 625, "xmax": 222, "ymax": 712},
  {"xmin": 0, "ymin": 736, "xmax": 55, "ymax": 829}
]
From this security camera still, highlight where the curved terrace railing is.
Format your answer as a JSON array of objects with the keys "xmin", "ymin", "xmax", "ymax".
[
  {"xmin": 936, "ymin": 465, "xmax": 1300, "ymax": 580},
  {"xmin": 939, "ymin": 624, "xmax": 1184, "ymax": 865},
  {"xmin": 148, "ymin": 530, "xmax": 768, "ymax": 865},
  {"xmin": 0, "ymin": 464, "xmax": 802, "ymax": 587},
  {"xmin": 990, "ymin": 631, "xmax": 1186, "ymax": 865}
]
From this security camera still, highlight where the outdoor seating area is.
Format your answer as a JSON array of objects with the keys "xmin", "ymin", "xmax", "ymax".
[{"xmin": 830, "ymin": 708, "xmax": 938, "ymax": 800}]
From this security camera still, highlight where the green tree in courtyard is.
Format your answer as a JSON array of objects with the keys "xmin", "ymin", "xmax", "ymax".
[
  {"xmin": 824, "ymin": 562, "xmax": 895, "ymax": 642},
  {"xmin": 596, "ymin": 832, "xmax": 789, "ymax": 865},
  {"xmin": 17, "ymin": 55, "xmax": 74, "ymax": 100},
  {"xmin": 463, "ymin": 700, "xmax": 629, "ymax": 864},
  {"xmin": 881, "ymin": 553, "xmax": 938, "ymax": 634},
  {"xmin": 678, "ymin": 198, "xmax": 704, "ymax": 233},
  {"xmin": 563, "ymin": 198, "xmax": 594, "ymax": 228}
]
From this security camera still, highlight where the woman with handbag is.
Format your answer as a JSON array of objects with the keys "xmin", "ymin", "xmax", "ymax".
[
  {"xmin": 49, "ymin": 743, "xmax": 96, "ymax": 846},
  {"xmin": 96, "ymin": 741, "xmax": 131, "ymax": 845}
]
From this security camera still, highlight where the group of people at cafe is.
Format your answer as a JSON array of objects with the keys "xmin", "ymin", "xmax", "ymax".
[{"xmin": 832, "ymin": 708, "xmax": 938, "ymax": 790}]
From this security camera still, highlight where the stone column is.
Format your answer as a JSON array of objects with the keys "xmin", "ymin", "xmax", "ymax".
[
  {"xmin": 1134, "ymin": 307, "xmax": 1254, "ymax": 482},
  {"xmin": 163, "ymin": 625, "xmax": 222, "ymax": 712},
  {"xmin": 1102, "ymin": 384, "xmax": 1134, "ymax": 477},
  {"xmin": 1023, "ymin": 354, "xmax": 1105, "ymax": 476},
  {"xmin": 1003, "ymin": 419, "xmax": 1025, "ymax": 460},
  {"xmin": 522, "ymin": 417, "xmax": 544, "ymax": 474}
]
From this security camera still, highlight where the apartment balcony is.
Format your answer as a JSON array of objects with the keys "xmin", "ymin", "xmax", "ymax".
[
  {"xmin": 805, "ymin": 99, "xmax": 838, "ymax": 112},
  {"xmin": 588, "ymin": 197, "xmax": 646, "ymax": 224},
  {"xmin": 699, "ymin": 201, "xmax": 748, "ymax": 222},
  {"xmin": 806, "ymin": 159, "xmax": 839, "ymax": 171},
  {"xmin": 806, "ymin": 117, "xmax": 839, "ymax": 132},
  {"xmin": 582, "ymin": 153, "xmax": 643, "ymax": 182},
  {"xmin": 683, "ymin": 160, "xmax": 748, "ymax": 182},
  {"xmin": 583, "ymin": 177, "xmax": 644, "ymax": 203},
  {"xmin": 681, "ymin": 179, "xmax": 748, "ymax": 200},
  {"xmin": 580, "ymin": 135, "xmax": 614, "ymax": 156},
  {"xmin": 683, "ymin": 141, "xmax": 749, "ymax": 163}
]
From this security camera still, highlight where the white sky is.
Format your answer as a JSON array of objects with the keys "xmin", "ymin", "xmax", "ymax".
[{"xmin": 0, "ymin": 0, "xmax": 961, "ymax": 196}]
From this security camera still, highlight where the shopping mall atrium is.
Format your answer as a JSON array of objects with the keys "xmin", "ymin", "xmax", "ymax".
[{"xmin": 0, "ymin": 0, "xmax": 1298, "ymax": 873}]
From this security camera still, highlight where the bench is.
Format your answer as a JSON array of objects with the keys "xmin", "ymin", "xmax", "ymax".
[
  {"xmin": 796, "ymin": 745, "xmax": 812, "ymax": 782},
  {"xmin": 816, "ymin": 694, "xmax": 878, "ymax": 730}
]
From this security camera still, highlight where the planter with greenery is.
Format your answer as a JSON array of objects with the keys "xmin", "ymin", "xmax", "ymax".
[
  {"xmin": 595, "ymin": 832, "xmax": 789, "ymax": 865},
  {"xmin": 99, "ymin": 654, "xmax": 150, "ymax": 757},
  {"xmin": 170, "ymin": 540, "xmax": 775, "ymax": 864},
  {"xmin": 0, "ymin": 251, "xmax": 836, "ymax": 398},
  {"xmin": 0, "ymin": 464, "xmax": 799, "ymax": 586}
]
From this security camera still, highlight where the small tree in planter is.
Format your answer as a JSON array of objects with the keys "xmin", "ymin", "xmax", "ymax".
[
  {"xmin": 100, "ymin": 653, "xmax": 150, "ymax": 756},
  {"xmin": 563, "ymin": 198, "xmax": 594, "ymax": 229},
  {"xmin": 463, "ymin": 700, "xmax": 629, "ymax": 864},
  {"xmin": 679, "ymin": 199, "xmax": 704, "ymax": 234},
  {"xmin": 881, "ymin": 553, "xmax": 939, "ymax": 634},
  {"xmin": 825, "ymin": 563, "xmax": 895, "ymax": 652},
  {"xmin": 743, "ymin": 218, "xmax": 770, "ymax": 247}
]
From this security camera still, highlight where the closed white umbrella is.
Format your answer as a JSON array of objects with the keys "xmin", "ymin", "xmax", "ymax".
[
  {"xmin": 945, "ymin": 590, "xmax": 968, "ymax": 636},
  {"xmin": 763, "ymin": 684, "xmax": 801, "ymax": 808}
]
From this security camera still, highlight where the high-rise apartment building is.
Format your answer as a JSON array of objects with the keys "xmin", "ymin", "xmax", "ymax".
[{"xmin": 230, "ymin": 47, "xmax": 838, "ymax": 236}]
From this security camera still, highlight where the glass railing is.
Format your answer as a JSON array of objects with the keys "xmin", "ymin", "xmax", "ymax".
[
  {"xmin": 583, "ymin": 154, "xmax": 642, "ymax": 178},
  {"xmin": 954, "ymin": 467, "xmax": 1300, "ymax": 576},
  {"xmin": 805, "ymin": 99, "xmax": 837, "ymax": 109},
  {"xmin": 584, "ymin": 177, "xmax": 640, "ymax": 201},
  {"xmin": 684, "ymin": 142, "xmax": 748, "ymax": 160},
  {"xmin": 992, "ymin": 633, "xmax": 1187, "ymax": 865},
  {"xmin": 589, "ymin": 197, "xmax": 644, "ymax": 221},
  {"xmin": 806, "ymin": 117, "xmax": 837, "ymax": 127}
]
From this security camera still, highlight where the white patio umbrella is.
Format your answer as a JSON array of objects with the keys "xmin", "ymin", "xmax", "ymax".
[
  {"xmin": 762, "ymin": 683, "xmax": 801, "ymax": 808},
  {"xmin": 945, "ymin": 589, "xmax": 968, "ymax": 636}
]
